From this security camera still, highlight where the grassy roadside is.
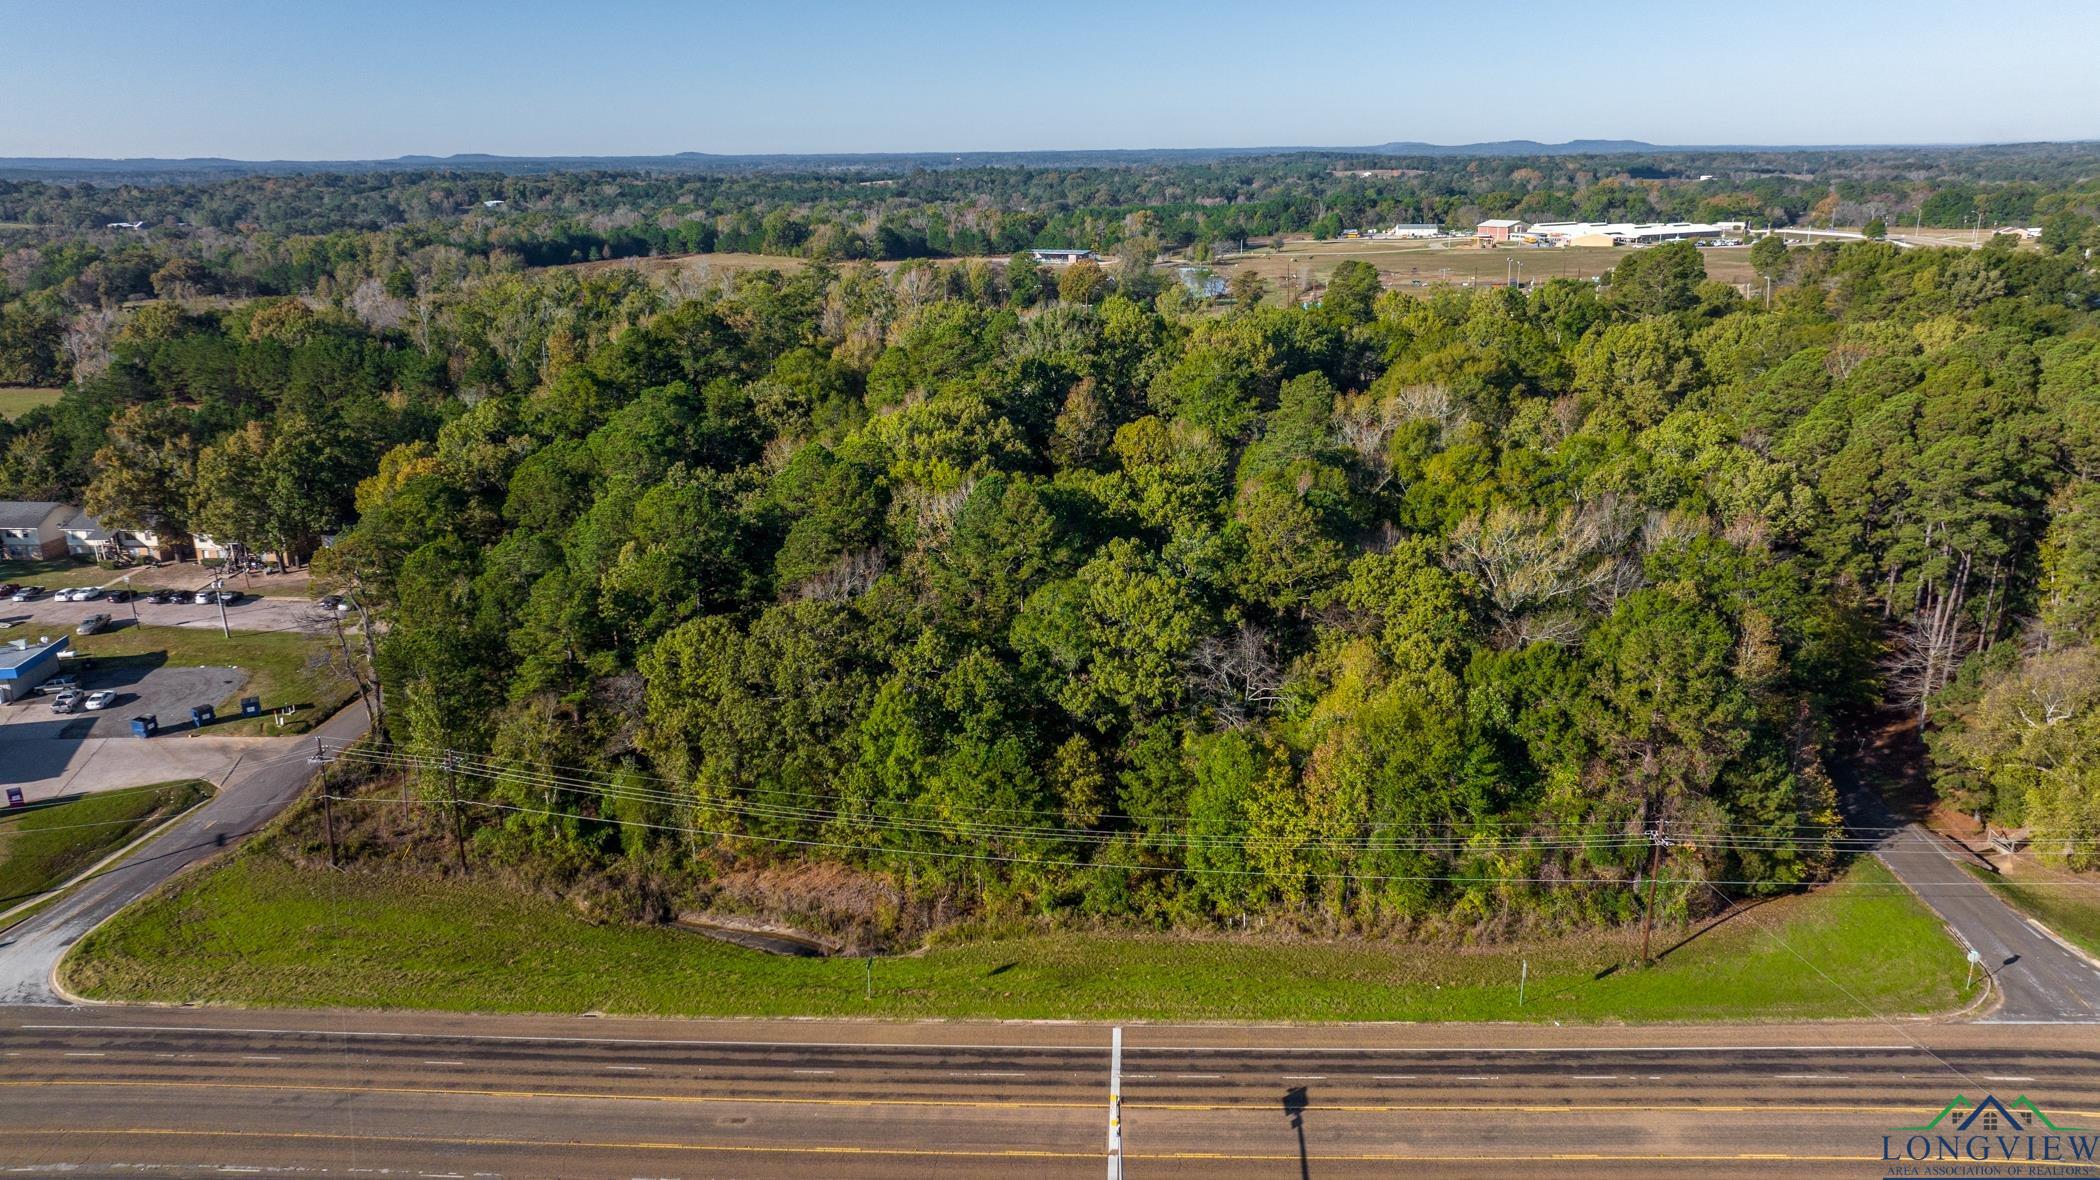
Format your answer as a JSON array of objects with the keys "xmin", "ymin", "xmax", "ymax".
[
  {"xmin": 66, "ymin": 855, "xmax": 1967, "ymax": 1022},
  {"xmin": 66, "ymin": 622, "xmax": 351, "ymax": 735},
  {"xmin": 1961, "ymin": 862, "xmax": 2100, "ymax": 959},
  {"xmin": 0, "ymin": 781, "xmax": 210, "ymax": 910}
]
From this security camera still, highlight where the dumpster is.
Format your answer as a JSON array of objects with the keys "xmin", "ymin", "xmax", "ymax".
[
  {"xmin": 131, "ymin": 714, "xmax": 159, "ymax": 738},
  {"xmin": 189, "ymin": 704, "xmax": 216, "ymax": 728},
  {"xmin": 240, "ymin": 696, "xmax": 262, "ymax": 717}
]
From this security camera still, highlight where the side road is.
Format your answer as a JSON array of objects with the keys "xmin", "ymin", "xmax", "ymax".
[
  {"xmin": 1875, "ymin": 824, "xmax": 2100, "ymax": 1022},
  {"xmin": 0, "ymin": 702, "xmax": 370, "ymax": 1005}
]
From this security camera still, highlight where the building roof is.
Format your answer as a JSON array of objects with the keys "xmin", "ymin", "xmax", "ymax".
[
  {"xmin": 62, "ymin": 509, "xmax": 109, "ymax": 536},
  {"xmin": 0, "ymin": 501, "xmax": 70, "ymax": 530},
  {"xmin": 0, "ymin": 636, "xmax": 67, "ymax": 673},
  {"xmin": 1477, "ymin": 219, "xmax": 1526, "ymax": 229}
]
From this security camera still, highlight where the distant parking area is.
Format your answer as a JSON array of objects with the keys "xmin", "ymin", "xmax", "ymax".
[
  {"xmin": 0, "ymin": 662, "xmax": 245, "ymax": 740},
  {"xmin": 0, "ymin": 592, "xmax": 328, "ymax": 637}
]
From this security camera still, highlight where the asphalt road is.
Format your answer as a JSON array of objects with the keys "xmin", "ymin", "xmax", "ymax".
[
  {"xmin": 0, "ymin": 1008, "xmax": 2096, "ymax": 1177},
  {"xmin": 1875, "ymin": 824, "xmax": 2100, "ymax": 1022},
  {"xmin": 0, "ymin": 700, "xmax": 370, "ymax": 1005}
]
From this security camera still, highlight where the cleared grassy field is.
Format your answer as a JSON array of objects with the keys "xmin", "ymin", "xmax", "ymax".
[
  {"xmin": 66, "ymin": 855, "xmax": 1967, "ymax": 1022},
  {"xmin": 0, "ymin": 781, "xmax": 208, "ymax": 911},
  {"xmin": 67, "ymin": 622, "xmax": 351, "ymax": 736},
  {"xmin": 0, "ymin": 387, "xmax": 62, "ymax": 420},
  {"xmin": 1216, "ymin": 237, "xmax": 1759, "ymax": 299}
]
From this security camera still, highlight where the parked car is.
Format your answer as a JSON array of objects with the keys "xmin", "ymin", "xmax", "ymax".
[
  {"xmin": 107, "ymin": 587, "xmax": 131, "ymax": 603},
  {"xmin": 193, "ymin": 589, "xmax": 215, "ymax": 604},
  {"xmin": 9, "ymin": 586, "xmax": 39, "ymax": 602},
  {"xmin": 76, "ymin": 613, "xmax": 112, "ymax": 635},
  {"xmin": 49, "ymin": 690, "xmax": 83, "ymax": 714},
  {"xmin": 75, "ymin": 585, "xmax": 103, "ymax": 601},
  {"xmin": 0, "ymin": 583, "xmax": 17, "ymax": 597},
  {"xmin": 142, "ymin": 589, "xmax": 173, "ymax": 604},
  {"xmin": 51, "ymin": 587, "xmax": 77, "ymax": 602},
  {"xmin": 316, "ymin": 594, "xmax": 342, "ymax": 610},
  {"xmin": 43, "ymin": 674, "xmax": 78, "ymax": 693},
  {"xmin": 84, "ymin": 690, "xmax": 117, "ymax": 710}
]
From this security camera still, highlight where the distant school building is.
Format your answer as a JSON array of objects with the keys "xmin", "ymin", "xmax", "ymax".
[{"xmin": 1473, "ymin": 218, "xmax": 1527, "ymax": 243}]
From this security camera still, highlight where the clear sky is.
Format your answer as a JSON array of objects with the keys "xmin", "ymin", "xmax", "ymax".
[{"xmin": 3, "ymin": 0, "xmax": 2092, "ymax": 158}]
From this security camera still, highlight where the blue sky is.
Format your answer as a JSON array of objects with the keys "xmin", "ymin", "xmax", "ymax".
[{"xmin": 3, "ymin": 0, "xmax": 2092, "ymax": 158}]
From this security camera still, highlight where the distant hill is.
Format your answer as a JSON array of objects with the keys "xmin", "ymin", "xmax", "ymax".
[{"xmin": 0, "ymin": 140, "xmax": 2082, "ymax": 182}]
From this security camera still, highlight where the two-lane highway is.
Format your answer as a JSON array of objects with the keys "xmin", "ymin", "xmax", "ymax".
[{"xmin": 4, "ymin": 1007, "xmax": 2099, "ymax": 1177}]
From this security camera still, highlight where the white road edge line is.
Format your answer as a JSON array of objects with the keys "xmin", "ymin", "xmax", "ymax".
[{"xmin": 11, "ymin": 1025, "xmax": 1922, "ymax": 1055}]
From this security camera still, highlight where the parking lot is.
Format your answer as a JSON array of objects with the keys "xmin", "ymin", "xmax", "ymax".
[
  {"xmin": 0, "ymin": 659, "xmax": 282, "ymax": 803},
  {"xmin": 0, "ymin": 591, "xmax": 333, "ymax": 637},
  {"xmin": 0, "ymin": 661, "xmax": 246, "ymax": 740}
]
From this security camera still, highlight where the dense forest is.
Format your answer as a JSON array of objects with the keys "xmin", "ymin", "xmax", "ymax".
[{"xmin": 4, "ymin": 152, "xmax": 2099, "ymax": 941}]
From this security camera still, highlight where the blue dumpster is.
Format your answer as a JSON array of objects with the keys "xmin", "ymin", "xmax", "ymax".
[
  {"xmin": 189, "ymin": 704, "xmax": 215, "ymax": 728},
  {"xmin": 131, "ymin": 714, "xmax": 159, "ymax": 738},
  {"xmin": 240, "ymin": 696, "xmax": 262, "ymax": 717}
]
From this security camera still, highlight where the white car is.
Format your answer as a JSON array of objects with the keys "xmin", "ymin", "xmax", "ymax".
[
  {"xmin": 83, "ymin": 690, "xmax": 117, "ymax": 710},
  {"xmin": 52, "ymin": 587, "xmax": 77, "ymax": 602},
  {"xmin": 75, "ymin": 585, "xmax": 104, "ymax": 600}
]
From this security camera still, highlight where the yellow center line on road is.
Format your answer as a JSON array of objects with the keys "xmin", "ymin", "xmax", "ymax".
[
  {"xmin": 0, "ymin": 1128, "xmax": 1904, "ymax": 1163},
  {"xmin": 4, "ymin": 1078, "xmax": 2090, "ymax": 1119}
]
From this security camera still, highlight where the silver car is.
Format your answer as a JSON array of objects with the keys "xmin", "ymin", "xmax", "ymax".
[{"xmin": 76, "ymin": 613, "xmax": 112, "ymax": 635}]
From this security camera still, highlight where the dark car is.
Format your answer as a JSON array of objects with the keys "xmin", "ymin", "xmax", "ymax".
[
  {"xmin": 143, "ymin": 589, "xmax": 173, "ymax": 604},
  {"xmin": 107, "ymin": 587, "xmax": 132, "ymax": 603},
  {"xmin": 316, "ymin": 594, "xmax": 342, "ymax": 610},
  {"xmin": 0, "ymin": 583, "xmax": 17, "ymax": 597}
]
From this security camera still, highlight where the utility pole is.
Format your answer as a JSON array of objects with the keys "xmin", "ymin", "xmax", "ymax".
[
  {"xmin": 442, "ymin": 750, "xmax": 468, "ymax": 875},
  {"xmin": 1639, "ymin": 823, "xmax": 1671, "ymax": 965},
  {"xmin": 1106, "ymin": 1026, "xmax": 1124, "ymax": 1180},
  {"xmin": 211, "ymin": 576, "xmax": 230, "ymax": 638},
  {"xmin": 318, "ymin": 738, "xmax": 338, "ymax": 868}
]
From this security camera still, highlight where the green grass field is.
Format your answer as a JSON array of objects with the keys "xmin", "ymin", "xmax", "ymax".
[
  {"xmin": 66, "ymin": 855, "xmax": 1968, "ymax": 1022},
  {"xmin": 0, "ymin": 558, "xmax": 114, "ymax": 589},
  {"xmin": 0, "ymin": 387, "xmax": 62, "ymax": 420},
  {"xmin": 1963, "ymin": 862, "xmax": 2100, "ymax": 959},
  {"xmin": 67, "ymin": 622, "xmax": 351, "ymax": 735},
  {"xmin": 0, "ymin": 781, "xmax": 209, "ymax": 911}
]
